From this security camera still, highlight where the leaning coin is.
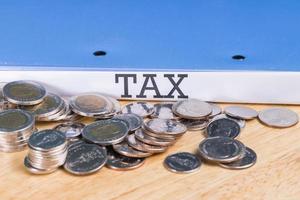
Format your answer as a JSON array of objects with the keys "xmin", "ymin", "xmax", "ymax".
[
  {"xmin": 198, "ymin": 136, "xmax": 245, "ymax": 163},
  {"xmin": 219, "ymin": 147, "xmax": 257, "ymax": 169},
  {"xmin": 113, "ymin": 141, "xmax": 153, "ymax": 158},
  {"xmin": 3, "ymin": 80, "xmax": 46, "ymax": 105},
  {"xmin": 24, "ymin": 156, "xmax": 58, "ymax": 175},
  {"xmin": 54, "ymin": 122, "xmax": 85, "ymax": 139},
  {"xmin": 122, "ymin": 102, "xmax": 154, "ymax": 118},
  {"xmin": 151, "ymin": 103, "xmax": 178, "ymax": 119},
  {"xmin": 164, "ymin": 152, "xmax": 201, "ymax": 174},
  {"xmin": 113, "ymin": 113, "xmax": 143, "ymax": 132},
  {"xmin": 206, "ymin": 118, "xmax": 241, "ymax": 138},
  {"xmin": 106, "ymin": 149, "xmax": 145, "ymax": 170},
  {"xmin": 208, "ymin": 103, "xmax": 222, "ymax": 118},
  {"xmin": 144, "ymin": 118, "xmax": 187, "ymax": 136},
  {"xmin": 173, "ymin": 99, "xmax": 212, "ymax": 119},
  {"xmin": 224, "ymin": 105, "xmax": 258, "ymax": 120},
  {"xmin": 134, "ymin": 129, "xmax": 175, "ymax": 147},
  {"xmin": 212, "ymin": 114, "xmax": 246, "ymax": 128},
  {"xmin": 64, "ymin": 143, "xmax": 107, "ymax": 175},
  {"xmin": 82, "ymin": 119, "xmax": 128, "ymax": 145},
  {"xmin": 258, "ymin": 107, "xmax": 299, "ymax": 128},
  {"xmin": 127, "ymin": 134, "xmax": 167, "ymax": 153},
  {"xmin": 179, "ymin": 119, "xmax": 209, "ymax": 131}
]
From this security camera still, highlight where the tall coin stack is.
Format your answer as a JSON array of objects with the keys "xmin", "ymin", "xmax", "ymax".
[
  {"xmin": 0, "ymin": 109, "xmax": 35, "ymax": 152},
  {"xmin": 25, "ymin": 129, "xmax": 68, "ymax": 174}
]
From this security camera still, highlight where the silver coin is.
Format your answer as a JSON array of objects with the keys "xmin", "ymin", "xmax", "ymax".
[
  {"xmin": 141, "ymin": 126, "xmax": 178, "ymax": 140},
  {"xmin": 113, "ymin": 113, "xmax": 143, "ymax": 132},
  {"xmin": 258, "ymin": 107, "xmax": 299, "ymax": 128},
  {"xmin": 20, "ymin": 93, "xmax": 64, "ymax": 118},
  {"xmin": 198, "ymin": 136, "xmax": 245, "ymax": 163},
  {"xmin": 179, "ymin": 119, "xmax": 209, "ymax": 131},
  {"xmin": 64, "ymin": 143, "xmax": 107, "ymax": 175},
  {"xmin": 224, "ymin": 106, "xmax": 258, "ymax": 120},
  {"xmin": 36, "ymin": 100, "xmax": 67, "ymax": 121},
  {"xmin": 164, "ymin": 152, "xmax": 201, "ymax": 173},
  {"xmin": 127, "ymin": 134, "xmax": 167, "ymax": 153},
  {"xmin": 173, "ymin": 99, "xmax": 212, "ymax": 119},
  {"xmin": 0, "ymin": 109, "xmax": 35, "ymax": 133},
  {"xmin": 134, "ymin": 129, "xmax": 175, "ymax": 146},
  {"xmin": 151, "ymin": 103, "xmax": 178, "ymax": 119},
  {"xmin": 209, "ymin": 103, "xmax": 222, "ymax": 118},
  {"xmin": 122, "ymin": 102, "xmax": 154, "ymax": 118},
  {"xmin": 206, "ymin": 118, "xmax": 241, "ymax": 138},
  {"xmin": 219, "ymin": 147, "xmax": 257, "ymax": 169},
  {"xmin": 211, "ymin": 114, "xmax": 246, "ymax": 128},
  {"xmin": 82, "ymin": 119, "xmax": 129, "ymax": 145},
  {"xmin": 54, "ymin": 122, "xmax": 85, "ymax": 138},
  {"xmin": 24, "ymin": 156, "xmax": 58, "ymax": 175},
  {"xmin": 28, "ymin": 129, "xmax": 67, "ymax": 151},
  {"xmin": 106, "ymin": 148, "xmax": 145, "ymax": 170},
  {"xmin": 3, "ymin": 80, "xmax": 46, "ymax": 105},
  {"xmin": 69, "ymin": 93, "xmax": 113, "ymax": 117},
  {"xmin": 113, "ymin": 141, "xmax": 153, "ymax": 158},
  {"xmin": 144, "ymin": 118, "xmax": 187, "ymax": 136}
]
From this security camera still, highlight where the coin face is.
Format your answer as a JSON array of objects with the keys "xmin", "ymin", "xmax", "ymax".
[
  {"xmin": 173, "ymin": 99, "xmax": 212, "ymax": 119},
  {"xmin": 224, "ymin": 106, "xmax": 258, "ymax": 120},
  {"xmin": 113, "ymin": 113, "xmax": 143, "ymax": 132},
  {"xmin": 3, "ymin": 81, "xmax": 46, "ymax": 105},
  {"xmin": 106, "ymin": 148, "xmax": 145, "ymax": 170},
  {"xmin": 28, "ymin": 129, "xmax": 66, "ymax": 151},
  {"xmin": 54, "ymin": 122, "xmax": 85, "ymax": 138},
  {"xmin": 21, "ymin": 93, "xmax": 64, "ymax": 118},
  {"xmin": 113, "ymin": 141, "xmax": 153, "ymax": 158},
  {"xmin": 179, "ymin": 119, "xmax": 209, "ymax": 131},
  {"xmin": 122, "ymin": 102, "xmax": 154, "ymax": 118},
  {"xmin": 206, "ymin": 118, "xmax": 241, "ymax": 138},
  {"xmin": 69, "ymin": 93, "xmax": 113, "ymax": 117},
  {"xmin": 0, "ymin": 109, "xmax": 34, "ymax": 133},
  {"xmin": 198, "ymin": 136, "xmax": 245, "ymax": 163},
  {"xmin": 151, "ymin": 103, "xmax": 177, "ymax": 119},
  {"xmin": 144, "ymin": 118, "xmax": 187, "ymax": 135},
  {"xmin": 219, "ymin": 147, "xmax": 257, "ymax": 169},
  {"xmin": 164, "ymin": 152, "xmax": 201, "ymax": 173},
  {"xmin": 211, "ymin": 114, "xmax": 246, "ymax": 129},
  {"xmin": 258, "ymin": 108, "xmax": 299, "ymax": 128},
  {"xmin": 82, "ymin": 119, "xmax": 129, "ymax": 145},
  {"xmin": 64, "ymin": 143, "xmax": 107, "ymax": 175},
  {"xmin": 127, "ymin": 134, "xmax": 167, "ymax": 153},
  {"xmin": 209, "ymin": 103, "xmax": 222, "ymax": 118}
]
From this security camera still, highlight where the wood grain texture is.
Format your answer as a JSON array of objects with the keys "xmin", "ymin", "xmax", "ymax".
[{"xmin": 0, "ymin": 102, "xmax": 300, "ymax": 200}]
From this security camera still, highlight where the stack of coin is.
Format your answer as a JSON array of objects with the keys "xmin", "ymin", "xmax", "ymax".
[
  {"xmin": 0, "ymin": 109, "xmax": 35, "ymax": 152},
  {"xmin": 69, "ymin": 93, "xmax": 120, "ymax": 119},
  {"xmin": 25, "ymin": 129, "xmax": 68, "ymax": 174}
]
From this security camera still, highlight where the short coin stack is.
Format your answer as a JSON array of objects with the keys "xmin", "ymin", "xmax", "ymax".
[
  {"xmin": 25, "ymin": 129, "xmax": 68, "ymax": 174},
  {"xmin": 0, "ymin": 109, "xmax": 35, "ymax": 152}
]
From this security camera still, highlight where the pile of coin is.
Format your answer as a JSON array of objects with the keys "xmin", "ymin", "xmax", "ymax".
[
  {"xmin": 25, "ymin": 129, "xmax": 68, "ymax": 174},
  {"xmin": 0, "ymin": 109, "xmax": 35, "ymax": 152}
]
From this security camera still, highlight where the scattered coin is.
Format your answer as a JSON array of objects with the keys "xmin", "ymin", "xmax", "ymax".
[
  {"xmin": 64, "ymin": 143, "xmax": 107, "ymax": 175},
  {"xmin": 258, "ymin": 107, "xmax": 299, "ymax": 128},
  {"xmin": 106, "ymin": 148, "xmax": 145, "ymax": 170},
  {"xmin": 82, "ymin": 119, "xmax": 129, "ymax": 145},
  {"xmin": 206, "ymin": 118, "xmax": 241, "ymax": 138},
  {"xmin": 144, "ymin": 118, "xmax": 187, "ymax": 136},
  {"xmin": 224, "ymin": 105, "xmax": 258, "ymax": 120},
  {"xmin": 209, "ymin": 103, "xmax": 222, "ymax": 118},
  {"xmin": 122, "ymin": 102, "xmax": 154, "ymax": 118},
  {"xmin": 211, "ymin": 114, "xmax": 246, "ymax": 129},
  {"xmin": 127, "ymin": 134, "xmax": 167, "ymax": 153},
  {"xmin": 198, "ymin": 136, "xmax": 245, "ymax": 163},
  {"xmin": 179, "ymin": 119, "xmax": 209, "ymax": 131},
  {"xmin": 134, "ymin": 129, "xmax": 175, "ymax": 146},
  {"xmin": 54, "ymin": 122, "xmax": 85, "ymax": 139},
  {"xmin": 219, "ymin": 147, "xmax": 257, "ymax": 169},
  {"xmin": 3, "ymin": 80, "xmax": 46, "ymax": 105},
  {"xmin": 164, "ymin": 152, "xmax": 201, "ymax": 173},
  {"xmin": 151, "ymin": 103, "xmax": 178, "ymax": 119},
  {"xmin": 173, "ymin": 99, "xmax": 212, "ymax": 119},
  {"xmin": 113, "ymin": 113, "xmax": 143, "ymax": 132},
  {"xmin": 113, "ymin": 141, "xmax": 153, "ymax": 158}
]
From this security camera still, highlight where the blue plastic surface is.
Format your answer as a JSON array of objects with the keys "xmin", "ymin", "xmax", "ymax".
[{"xmin": 0, "ymin": 1, "xmax": 300, "ymax": 71}]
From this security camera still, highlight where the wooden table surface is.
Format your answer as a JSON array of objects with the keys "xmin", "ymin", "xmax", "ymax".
[{"xmin": 1, "ymin": 103, "xmax": 300, "ymax": 200}]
